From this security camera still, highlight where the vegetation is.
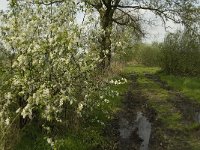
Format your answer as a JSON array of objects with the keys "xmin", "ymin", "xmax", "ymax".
[
  {"xmin": 160, "ymin": 30, "xmax": 200, "ymax": 75},
  {"xmin": 84, "ymin": 0, "xmax": 199, "ymax": 68},
  {"xmin": 0, "ymin": 1, "xmax": 112, "ymax": 149},
  {"xmin": 0, "ymin": 0, "xmax": 199, "ymax": 150},
  {"xmin": 160, "ymin": 74, "xmax": 200, "ymax": 101},
  {"xmin": 124, "ymin": 65, "xmax": 200, "ymax": 149},
  {"xmin": 131, "ymin": 43, "xmax": 161, "ymax": 67}
]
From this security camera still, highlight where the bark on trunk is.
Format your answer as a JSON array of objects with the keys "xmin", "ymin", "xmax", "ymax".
[{"xmin": 99, "ymin": 7, "xmax": 114, "ymax": 69}]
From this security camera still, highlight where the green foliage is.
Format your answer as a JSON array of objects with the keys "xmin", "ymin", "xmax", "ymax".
[
  {"xmin": 132, "ymin": 43, "xmax": 161, "ymax": 67},
  {"xmin": 15, "ymin": 124, "xmax": 51, "ymax": 150},
  {"xmin": 111, "ymin": 26, "xmax": 141, "ymax": 63},
  {"xmin": 15, "ymin": 125, "xmax": 103, "ymax": 150},
  {"xmin": 13, "ymin": 74, "xmax": 129, "ymax": 150},
  {"xmin": 113, "ymin": 42, "xmax": 161, "ymax": 66},
  {"xmin": 0, "ymin": 0, "xmax": 199, "ymax": 149},
  {"xmin": 123, "ymin": 65, "xmax": 160, "ymax": 75},
  {"xmin": 160, "ymin": 30, "xmax": 200, "ymax": 75}
]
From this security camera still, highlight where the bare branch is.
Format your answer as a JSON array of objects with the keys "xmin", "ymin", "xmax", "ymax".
[
  {"xmin": 83, "ymin": 0, "xmax": 102, "ymax": 10},
  {"xmin": 101, "ymin": 0, "xmax": 108, "ymax": 7},
  {"xmin": 32, "ymin": 0, "xmax": 64, "ymax": 5},
  {"xmin": 112, "ymin": 18, "xmax": 129, "ymax": 25},
  {"xmin": 113, "ymin": 8, "xmax": 144, "ymax": 36},
  {"xmin": 113, "ymin": 4, "xmax": 166, "ymax": 13}
]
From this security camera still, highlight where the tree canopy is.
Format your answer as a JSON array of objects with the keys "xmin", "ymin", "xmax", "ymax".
[{"xmin": 83, "ymin": 0, "xmax": 200, "ymax": 68}]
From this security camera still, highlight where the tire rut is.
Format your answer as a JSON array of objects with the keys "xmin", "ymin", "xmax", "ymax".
[
  {"xmin": 145, "ymin": 73, "xmax": 200, "ymax": 124},
  {"xmin": 117, "ymin": 73, "xmax": 153, "ymax": 150}
]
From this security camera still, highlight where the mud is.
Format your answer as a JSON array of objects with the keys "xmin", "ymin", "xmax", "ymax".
[
  {"xmin": 145, "ymin": 73, "xmax": 200, "ymax": 124},
  {"xmin": 116, "ymin": 74, "xmax": 153, "ymax": 150},
  {"xmin": 105, "ymin": 72, "xmax": 200, "ymax": 150}
]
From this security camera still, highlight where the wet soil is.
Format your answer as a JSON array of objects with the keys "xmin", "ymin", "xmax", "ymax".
[
  {"xmin": 145, "ymin": 73, "xmax": 200, "ymax": 150},
  {"xmin": 104, "ymin": 74, "xmax": 154, "ymax": 150},
  {"xmin": 145, "ymin": 73, "xmax": 200, "ymax": 124},
  {"xmin": 105, "ymin": 72, "xmax": 200, "ymax": 150},
  {"xmin": 118, "ymin": 74, "xmax": 153, "ymax": 150}
]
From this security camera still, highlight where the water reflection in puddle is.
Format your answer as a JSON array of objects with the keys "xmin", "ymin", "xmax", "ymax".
[
  {"xmin": 137, "ymin": 112, "xmax": 151, "ymax": 150},
  {"xmin": 119, "ymin": 112, "xmax": 151, "ymax": 150},
  {"xmin": 194, "ymin": 112, "xmax": 200, "ymax": 123}
]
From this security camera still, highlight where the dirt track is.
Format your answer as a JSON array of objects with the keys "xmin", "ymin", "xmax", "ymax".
[{"xmin": 106, "ymin": 72, "xmax": 200, "ymax": 150}]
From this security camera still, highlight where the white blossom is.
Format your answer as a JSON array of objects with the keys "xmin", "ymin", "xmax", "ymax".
[
  {"xmin": 47, "ymin": 138, "xmax": 54, "ymax": 147},
  {"xmin": 4, "ymin": 92, "xmax": 12, "ymax": 100},
  {"xmin": 5, "ymin": 118, "xmax": 10, "ymax": 126},
  {"xmin": 77, "ymin": 103, "xmax": 84, "ymax": 112},
  {"xmin": 104, "ymin": 99, "xmax": 110, "ymax": 103},
  {"xmin": 43, "ymin": 89, "xmax": 50, "ymax": 97}
]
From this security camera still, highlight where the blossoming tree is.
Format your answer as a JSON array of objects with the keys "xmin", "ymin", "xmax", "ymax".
[{"xmin": 0, "ymin": 0, "xmax": 109, "ymax": 148}]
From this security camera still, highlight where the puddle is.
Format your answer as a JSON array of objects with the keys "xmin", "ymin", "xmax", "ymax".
[
  {"xmin": 119, "ymin": 118, "xmax": 135, "ymax": 139},
  {"xmin": 119, "ymin": 112, "xmax": 151, "ymax": 150},
  {"xmin": 137, "ymin": 112, "xmax": 151, "ymax": 150},
  {"xmin": 194, "ymin": 112, "xmax": 200, "ymax": 123}
]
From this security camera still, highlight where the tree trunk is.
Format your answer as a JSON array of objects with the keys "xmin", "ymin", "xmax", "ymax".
[{"xmin": 99, "ymin": 9, "xmax": 114, "ymax": 70}]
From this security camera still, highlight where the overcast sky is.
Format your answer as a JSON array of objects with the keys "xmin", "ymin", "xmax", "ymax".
[
  {"xmin": 0, "ymin": 0, "xmax": 8, "ymax": 10},
  {"xmin": 0, "ymin": 0, "xmax": 182, "ymax": 43}
]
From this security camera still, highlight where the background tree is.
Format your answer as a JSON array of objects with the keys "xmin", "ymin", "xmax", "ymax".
[
  {"xmin": 83, "ymin": 0, "xmax": 199, "ymax": 68},
  {"xmin": 160, "ymin": 28, "xmax": 200, "ymax": 75}
]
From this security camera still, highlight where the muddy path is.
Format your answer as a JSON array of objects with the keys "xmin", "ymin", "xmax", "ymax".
[
  {"xmin": 144, "ymin": 73, "xmax": 200, "ymax": 149},
  {"xmin": 117, "ymin": 74, "xmax": 152, "ymax": 150},
  {"xmin": 145, "ymin": 73, "xmax": 200, "ymax": 124},
  {"xmin": 106, "ymin": 72, "xmax": 200, "ymax": 150}
]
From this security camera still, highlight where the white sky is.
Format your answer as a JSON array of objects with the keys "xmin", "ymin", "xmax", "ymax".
[
  {"xmin": 144, "ymin": 22, "xmax": 182, "ymax": 43},
  {"xmin": 0, "ymin": 0, "xmax": 8, "ymax": 10},
  {"xmin": 140, "ymin": 10, "xmax": 183, "ymax": 43},
  {"xmin": 0, "ymin": 0, "xmax": 183, "ymax": 43}
]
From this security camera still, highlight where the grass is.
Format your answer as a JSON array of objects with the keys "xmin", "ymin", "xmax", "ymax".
[
  {"xmin": 137, "ymin": 76, "xmax": 183, "ymax": 129},
  {"xmin": 15, "ymin": 124, "xmax": 102, "ymax": 150},
  {"xmin": 123, "ymin": 65, "xmax": 160, "ymax": 75},
  {"xmin": 126, "ymin": 65, "xmax": 200, "ymax": 149},
  {"xmin": 15, "ymin": 124, "xmax": 51, "ymax": 150},
  {"xmin": 124, "ymin": 65, "xmax": 200, "ymax": 104},
  {"xmin": 159, "ymin": 74, "xmax": 200, "ymax": 101},
  {"xmin": 124, "ymin": 65, "xmax": 200, "ymax": 103},
  {"xmin": 122, "ymin": 65, "xmax": 182, "ymax": 129},
  {"xmin": 124, "ymin": 65, "xmax": 200, "ymax": 102}
]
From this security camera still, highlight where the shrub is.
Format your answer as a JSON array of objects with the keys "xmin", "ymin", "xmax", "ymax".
[{"xmin": 160, "ymin": 30, "xmax": 200, "ymax": 75}]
